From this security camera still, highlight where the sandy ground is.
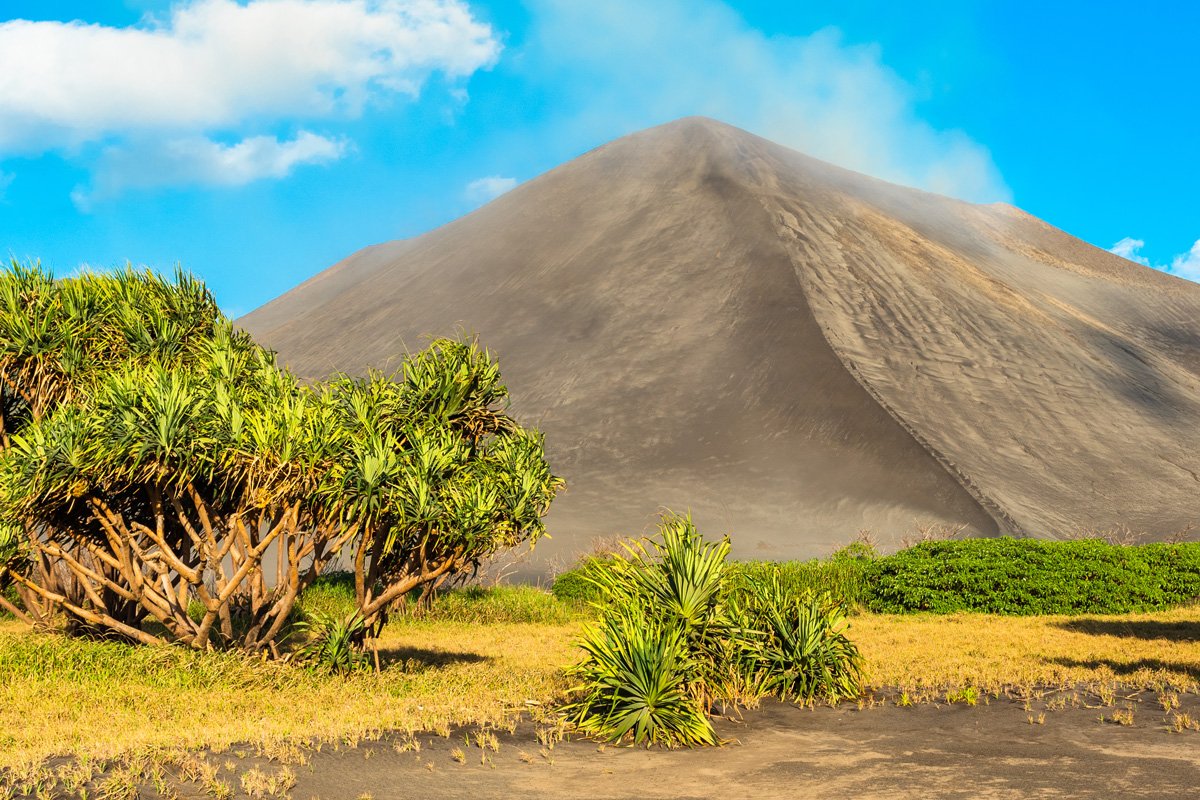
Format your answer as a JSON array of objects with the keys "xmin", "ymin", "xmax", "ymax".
[{"xmin": 292, "ymin": 697, "xmax": 1200, "ymax": 799}]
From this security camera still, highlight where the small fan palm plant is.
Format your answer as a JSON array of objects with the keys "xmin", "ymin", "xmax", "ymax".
[
  {"xmin": 731, "ymin": 577, "xmax": 863, "ymax": 703},
  {"xmin": 563, "ymin": 513, "xmax": 864, "ymax": 747},
  {"xmin": 562, "ymin": 514, "xmax": 729, "ymax": 746},
  {"xmin": 566, "ymin": 611, "xmax": 716, "ymax": 747},
  {"xmin": 293, "ymin": 611, "xmax": 371, "ymax": 675}
]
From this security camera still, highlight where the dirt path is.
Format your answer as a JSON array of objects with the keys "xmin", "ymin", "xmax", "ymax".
[{"xmin": 294, "ymin": 698, "xmax": 1200, "ymax": 799}]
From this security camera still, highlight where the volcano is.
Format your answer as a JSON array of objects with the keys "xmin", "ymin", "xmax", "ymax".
[{"xmin": 239, "ymin": 117, "xmax": 1200, "ymax": 561}]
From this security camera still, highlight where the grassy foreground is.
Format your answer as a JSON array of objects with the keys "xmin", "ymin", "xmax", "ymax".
[
  {"xmin": 3, "ymin": 591, "xmax": 1200, "ymax": 772},
  {"xmin": 0, "ymin": 616, "xmax": 577, "ymax": 773}
]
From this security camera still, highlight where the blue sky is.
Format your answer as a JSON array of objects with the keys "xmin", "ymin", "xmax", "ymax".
[{"xmin": 1, "ymin": 1, "xmax": 1197, "ymax": 316}]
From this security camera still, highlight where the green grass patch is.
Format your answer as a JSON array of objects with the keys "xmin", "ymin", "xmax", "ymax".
[
  {"xmin": 293, "ymin": 571, "xmax": 358, "ymax": 622},
  {"xmin": 0, "ymin": 628, "xmax": 291, "ymax": 692},
  {"xmin": 554, "ymin": 540, "xmax": 878, "ymax": 610},
  {"xmin": 725, "ymin": 553, "xmax": 875, "ymax": 609},
  {"xmin": 423, "ymin": 585, "xmax": 587, "ymax": 624},
  {"xmin": 294, "ymin": 572, "xmax": 587, "ymax": 626},
  {"xmin": 0, "ymin": 616, "xmax": 578, "ymax": 771}
]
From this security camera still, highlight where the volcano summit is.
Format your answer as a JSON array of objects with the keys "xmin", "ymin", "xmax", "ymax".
[{"xmin": 240, "ymin": 118, "xmax": 1200, "ymax": 561}]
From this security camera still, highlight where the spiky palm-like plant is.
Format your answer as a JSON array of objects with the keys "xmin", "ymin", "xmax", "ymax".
[
  {"xmin": 0, "ymin": 262, "xmax": 229, "ymax": 632},
  {"xmin": 293, "ymin": 611, "xmax": 371, "ymax": 675},
  {"xmin": 731, "ymin": 577, "xmax": 863, "ymax": 703},
  {"xmin": 0, "ymin": 315, "xmax": 346, "ymax": 650},
  {"xmin": 563, "ymin": 514, "xmax": 864, "ymax": 747},
  {"xmin": 318, "ymin": 339, "xmax": 562, "ymax": 639},
  {"xmin": 563, "ymin": 514, "xmax": 728, "ymax": 746},
  {"xmin": 0, "ymin": 263, "xmax": 562, "ymax": 654},
  {"xmin": 566, "ymin": 610, "xmax": 716, "ymax": 747}
]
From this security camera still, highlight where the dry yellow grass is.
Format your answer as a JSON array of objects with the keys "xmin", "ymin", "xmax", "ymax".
[
  {"xmin": 853, "ymin": 607, "xmax": 1200, "ymax": 694},
  {"xmin": 0, "ymin": 619, "xmax": 576, "ymax": 772},
  {"xmin": 3, "ymin": 606, "xmax": 1199, "ymax": 772}
]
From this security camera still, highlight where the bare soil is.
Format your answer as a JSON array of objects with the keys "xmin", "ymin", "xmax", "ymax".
[{"xmin": 293, "ymin": 695, "xmax": 1200, "ymax": 799}]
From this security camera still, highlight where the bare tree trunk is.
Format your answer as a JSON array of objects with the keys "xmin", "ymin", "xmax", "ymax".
[{"xmin": 0, "ymin": 589, "xmax": 32, "ymax": 626}]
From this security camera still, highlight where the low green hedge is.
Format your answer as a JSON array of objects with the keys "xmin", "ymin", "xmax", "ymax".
[
  {"xmin": 551, "ymin": 538, "xmax": 1200, "ymax": 616},
  {"xmin": 868, "ymin": 539, "xmax": 1200, "ymax": 615}
]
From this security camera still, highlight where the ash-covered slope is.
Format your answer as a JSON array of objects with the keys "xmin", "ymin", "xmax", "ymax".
[{"xmin": 241, "ymin": 117, "xmax": 1200, "ymax": 560}]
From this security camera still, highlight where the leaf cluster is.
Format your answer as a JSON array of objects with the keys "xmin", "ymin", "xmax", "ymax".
[
  {"xmin": 293, "ymin": 611, "xmax": 371, "ymax": 675},
  {"xmin": 562, "ymin": 514, "xmax": 863, "ymax": 747},
  {"xmin": 0, "ymin": 261, "xmax": 221, "ymax": 421},
  {"xmin": 728, "ymin": 575, "xmax": 862, "ymax": 702}
]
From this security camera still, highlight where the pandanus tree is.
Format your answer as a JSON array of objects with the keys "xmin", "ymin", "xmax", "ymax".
[
  {"xmin": 0, "ymin": 262, "xmax": 224, "ymax": 628},
  {"xmin": 0, "ymin": 262, "xmax": 561, "ymax": 653},
  {"xmin": 322, "ymin": 344, "xmax": 561, "ymax": 638},
  {"xmin": 1, "ymin": 330, "xmax": 348, "ymax": 651},
  {"xmin": 0, "ymin": 262, "xmax": 342, "ymax": 647}
]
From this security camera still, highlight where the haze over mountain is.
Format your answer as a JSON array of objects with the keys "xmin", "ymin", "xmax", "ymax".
[{"xmin": 240, "ymin": 117, "xmax": 1200, "ymax": 561}]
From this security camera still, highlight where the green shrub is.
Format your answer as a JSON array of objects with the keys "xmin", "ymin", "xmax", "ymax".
[
  {"xmin": 551, "ymin": 556, "xmax": 618, "ymax": 605},
  {"xmin": 0, "ymin": 264, "xmax": 561, "ymax": 653},
  {"xmin": 730, "ymin": 577, "xmax": 862, "ymax": 702},
  {"xmin": 562, "ymin": 516, "xmax": 729, "ymax": 746},
  {"xmin": 867, "ymin": 538, "xmax": 1200, "ymax": 615},
  {"xmin": 567, "ymin": 610, "xmax": 717, "ymax": 747},
  {"xmin": 562, "ymin": 515, "xmax": 863, "ymax": 747},
  {"xmin": 293, "ymin": 611, "xmax": 371, "ymax": 675}
]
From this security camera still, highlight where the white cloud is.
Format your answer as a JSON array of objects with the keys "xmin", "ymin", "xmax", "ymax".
[
  {"xmin": 464, "ymin": 175, "xmax": 518, "ymax": 204},
  {"xmin": 523, "ymin": 0, "xmax": 1009, "ymax": 203},
  {"xmin": 1170, "ymin": 241, "xmax": 1200, "ymax": 282},
  {"xmin": 1109, "ymin": 237, "xmax": 1200, "ymax": 282},
  {"xmin": 1109, "ymin": 237, "xmax": 1150, "ymax": 266},
  {"xmin": 0, "ymin": 1, "xmax": 498, "ymax": 200},
  {"xmin": 73, "ymin": 131, "xmax": 347, "ymax": 208},
  {"xmin": 0, "ymin": 1, "xmax": 499, "ymax": 154}
]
